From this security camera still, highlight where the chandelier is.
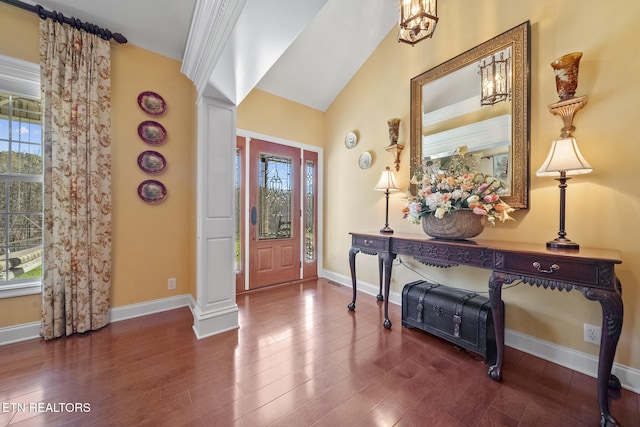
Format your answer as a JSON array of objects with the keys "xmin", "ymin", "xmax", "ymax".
[
  {"xmin": 479, "ymin": 48, "xmax": 511, "ymax": 106},
  {"xmin": 398, "ymin": 0, "xmax": 438, "ymax": 46}
]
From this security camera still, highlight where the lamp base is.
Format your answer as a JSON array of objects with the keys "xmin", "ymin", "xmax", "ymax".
[
  {"xmin": 380, "ymin": 227, "xmax": 394, "ymax": 235},
  {"xmin": 546, "ymin": 238, "xmax": 579, "ymax": 250}
]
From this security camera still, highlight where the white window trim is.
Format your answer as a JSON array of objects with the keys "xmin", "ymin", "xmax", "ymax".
[
  {"xmin": 0, "ymin": 54, "xmax": 42, "ymax": 299},
  {"xmin": 0, "ymin": 54, "xmax": 40, "ymax": 99}
]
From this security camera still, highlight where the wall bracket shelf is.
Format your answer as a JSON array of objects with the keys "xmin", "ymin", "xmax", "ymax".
[
  {"xmin": 548, "ymin": 95, "xmax": 587, "ymax": 138},
  {"xmin": 384, "ymin": 143, "xmax": 404, "ymax": 172}
]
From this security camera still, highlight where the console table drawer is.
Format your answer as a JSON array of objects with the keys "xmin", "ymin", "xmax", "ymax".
[
  {"xmin": 499, "ymin": 253, "xmax": 600, "ymax": 285},
  {"xmin": 352, "ymin": 235, "xmax": 388, "ymax": 251}
]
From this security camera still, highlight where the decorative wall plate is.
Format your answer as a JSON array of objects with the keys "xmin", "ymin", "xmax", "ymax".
[
  {"xmin": 345, "ymin": 131, "xmax": 358, "ymax": 149},
  {"xmin": 137, "ymin": 91, "xmax": 166, "ymax": 116},
  {"xmin": 358, "ymin": 151, "xmax": 372, "ymax": 169},
  {"xmin": 138, "ymin": 180, "xmax": 167, "ymax": 204},
  {"xmin": 138, "ymin": 121, "xmax": 167, "ymax": 145},
  {"xmin": 137, "ymin": 151, "xmax": 167, "ymax": 175}
]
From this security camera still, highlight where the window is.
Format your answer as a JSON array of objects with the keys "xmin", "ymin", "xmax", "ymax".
[
  {"xmin": 235, "ymin": 147, "xmax": 241, "ymax": 272},
  {"xmin": 304, "ymin": 159, "xmax": 315, "ymax": 261},
  {"xmin": 0, "ymin": 54, "xmax": 42, "ymax": 298}
]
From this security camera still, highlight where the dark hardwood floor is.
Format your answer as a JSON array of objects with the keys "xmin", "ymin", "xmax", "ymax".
[{"xmin": 0, "ymin": 279, "xmax": 638, "ymax": 426}]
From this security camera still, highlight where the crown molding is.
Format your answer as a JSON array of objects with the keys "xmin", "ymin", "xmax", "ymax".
[{"xmin": 180, "ymin": 0, "xmax": 247, "ymax": 96}]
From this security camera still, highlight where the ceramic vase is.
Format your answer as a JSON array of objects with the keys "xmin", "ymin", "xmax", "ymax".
[
  {"xmin": 387, "ymin": 118, "xmax": 401, "ymax": 145},
  {"xmin": 551, "ymin": 52, "xmax": 582, "ymax": 101}
]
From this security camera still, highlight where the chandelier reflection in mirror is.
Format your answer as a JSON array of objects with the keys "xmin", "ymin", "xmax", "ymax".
[
  {"xmin": 398, "ymin": 0, "xmax": 438, "ymax": 45},
  {"xmin": 479, "ymin": 47, "xmax": 511, "ymax": 106}
]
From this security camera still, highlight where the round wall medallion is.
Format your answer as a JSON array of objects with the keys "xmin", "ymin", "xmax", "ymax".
[
  {"xmin": 345, "ymin": 132, "xmax": 358, "ymax": 149},
  {"xmin": 138, "ymin": 180, "xmax": 167, "ymax": 204},
  {"xmin": 137, "ymin": 91, "xmax": 166, "ymax": 116},
  {"xmin": 358, "ymin": 151, "xmax": 372, "ymax": 169},
  {"xmin": 137, "ymin": 151, "xmax": 167, "ymax": 175},
  {"xmin": 138, "ymin": 121, "xmax": 167, "ymax": 145}
]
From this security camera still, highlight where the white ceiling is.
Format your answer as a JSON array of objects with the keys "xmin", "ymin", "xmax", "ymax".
[
  {"xmin": 21, "ymin": 0, "xmax": 198, "ymax": 62},
  {"xmin": 23, "ymin": 0, "xmax": 398, "ymax": 112}
]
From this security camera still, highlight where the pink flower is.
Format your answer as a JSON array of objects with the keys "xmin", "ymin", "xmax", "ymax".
[
  {"xmin": 477, "ymin": 183, "xmax": 489, "ymax": 193},
  {"xmin": 484, "ymin": 194, "xmax": 499, "ymax": 203},
  {"xmin": 473, "ymin": 206, "xmax": 488, "ymax": 216}
]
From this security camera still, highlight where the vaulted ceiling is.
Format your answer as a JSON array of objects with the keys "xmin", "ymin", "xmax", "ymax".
[{"xmin": 23, "ymin": 0, "xmax": 398, "ymax": 111}]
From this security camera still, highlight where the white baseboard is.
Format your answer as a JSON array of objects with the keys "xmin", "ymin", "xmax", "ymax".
[
  {"xmin": 505, "ymin": 328, "xmax": 640, "ymax": 394},
  {"xmin": 0, "ymin": 321, "xmax": 41, "ymax": 346},
  {"xmin": 109, "ymin": 294, "xmax": 193, "ymax": 322},
  {"xmin": 0, "ymin": 294, "xmax": 193, "ymax": 347},
  {"xmin": 321, "ymin": 269, "xmax": 640, "ymax": 394}
]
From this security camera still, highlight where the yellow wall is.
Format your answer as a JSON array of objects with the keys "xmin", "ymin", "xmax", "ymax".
[
  {"xmin": 110, "ymin": 42, "xmax": 197, "ymax": 307},
  {"xmin": 238, "ymin": 88, "xmax": 325, "ymax": 148},
  {"xmin": 323, "ymin": 0, "xmax": 640, "ymax": 369},
  {"xmin": 0, "ymin": 4, "xmax": 197, "ymax": 327}
]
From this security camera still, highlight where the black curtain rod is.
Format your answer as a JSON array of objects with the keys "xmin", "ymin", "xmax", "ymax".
[{"xmin": 1, "ymin": 0, "xmax": 127, "ymax": 44}]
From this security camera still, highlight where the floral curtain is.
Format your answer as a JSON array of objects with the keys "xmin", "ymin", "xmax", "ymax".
[{"xmin": 39, "ymin": 19, "xmax": 112, "ymax": 340}]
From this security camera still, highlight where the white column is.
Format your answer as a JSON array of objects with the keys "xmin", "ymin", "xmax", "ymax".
[{"xmin": 191, "ymin": 95, "xmax": 239, "ymax": 339}]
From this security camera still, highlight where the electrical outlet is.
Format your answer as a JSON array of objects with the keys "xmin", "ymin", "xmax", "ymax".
[
  {"xmin": 584, "ymin": 323, "xmax": 601, "ymax": 344},
  {"xmin": 168, "ymin": 278, "xmax": 176, "ymax": 290}
]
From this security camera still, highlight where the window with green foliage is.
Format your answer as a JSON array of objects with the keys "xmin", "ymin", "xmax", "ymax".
[{"xmin": 0, "ymin": 92, "xmax": 43, "ymax": 296}]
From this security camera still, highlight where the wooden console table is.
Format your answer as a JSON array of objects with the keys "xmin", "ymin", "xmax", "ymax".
[{"xmin": 348, "ymin": 232, "xmax": 624, "ymax": 427}]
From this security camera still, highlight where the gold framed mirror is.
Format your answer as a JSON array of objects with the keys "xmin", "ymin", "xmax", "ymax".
[{"xmin": 410, "ymin": 21, "xmax": 530, "ymax": 209}]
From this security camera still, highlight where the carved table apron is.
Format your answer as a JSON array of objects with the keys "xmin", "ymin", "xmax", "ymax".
[{"xmin": 348, "ymin": 232, "xmax": 623, "ymax": 427}]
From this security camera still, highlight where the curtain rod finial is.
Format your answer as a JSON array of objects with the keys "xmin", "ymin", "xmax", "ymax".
[{"xmin": 112, "ymin": 33, "xmax": 127, "ymax": 44}]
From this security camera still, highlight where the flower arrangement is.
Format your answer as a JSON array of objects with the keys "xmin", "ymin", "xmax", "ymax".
[{"xmin": 402, "ymin": 146, "xmax": 515, "ymax": 226}]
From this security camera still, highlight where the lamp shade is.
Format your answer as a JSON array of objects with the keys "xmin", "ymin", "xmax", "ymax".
[
  {"xmin": 374, "ymin": 167, "xmax": 400, "ymax": 191},
  {"xmin": 536, "ymin": 137, "xmax": 593, "ymax": 177}
]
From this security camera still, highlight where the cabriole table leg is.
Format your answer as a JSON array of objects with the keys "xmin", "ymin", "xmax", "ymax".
[
  {"xmin": 577, "ymin": 280, "xmax": 623, "ymax": 427},
  {"xmin": 348, "ymin": 247, "xmax": 359, "ymax": 311},
  {"xmin": 488, "ymin": 271, "xmax": 506, "ymax": 381}
]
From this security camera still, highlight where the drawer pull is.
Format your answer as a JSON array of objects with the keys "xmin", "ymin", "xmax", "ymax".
[
  {"xmin": 363, "ymin": 239, "xmax": 372, "ymax": 246},
  {"xmin": 533, "ymin": 261, "xmax": 559, "ymax": 274}
]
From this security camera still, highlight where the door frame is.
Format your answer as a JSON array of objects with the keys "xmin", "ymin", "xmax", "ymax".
[
  {"xmin": 235, "ymin": 136, "xmax": 246, "ymax": 294},
  {"xmin": 237, "ymin": 129, "xmax": 323, "ymax": 291}
]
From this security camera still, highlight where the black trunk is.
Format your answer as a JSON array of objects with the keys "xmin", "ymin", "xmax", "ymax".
[{"xmin": 402, "ymin": 280, "xmax": 502, "ymax": 364}]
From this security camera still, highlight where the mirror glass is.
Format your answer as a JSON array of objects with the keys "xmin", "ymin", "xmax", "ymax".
[{"xmin": 410, "ymin": 21, "xmax": 530, "ymax": 208}]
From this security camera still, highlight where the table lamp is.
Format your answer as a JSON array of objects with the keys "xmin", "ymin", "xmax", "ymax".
[
  {"xmin": 374, "ymin": 167, "xmax": 400, "ymax": 234},
  {"xmin": 536, "ymin": 137, "xmax": 592, "ymax": 249}
]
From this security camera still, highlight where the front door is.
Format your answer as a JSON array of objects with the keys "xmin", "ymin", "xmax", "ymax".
[{"xmin": 248, "ymin": 139, "xmax": 301, "ymax": 289}]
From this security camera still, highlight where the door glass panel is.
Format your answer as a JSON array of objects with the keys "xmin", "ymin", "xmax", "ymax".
[
  {"xmin": 259, "ymin": 154, "xmax": 292, "ymax": 240},
  {"xmin": 305, "ymin": 160, "xmax": 315, "ymax": 261},
  {"xmin": 235, "ymin": 148, "xmax": 241, "ymax": 272}
]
